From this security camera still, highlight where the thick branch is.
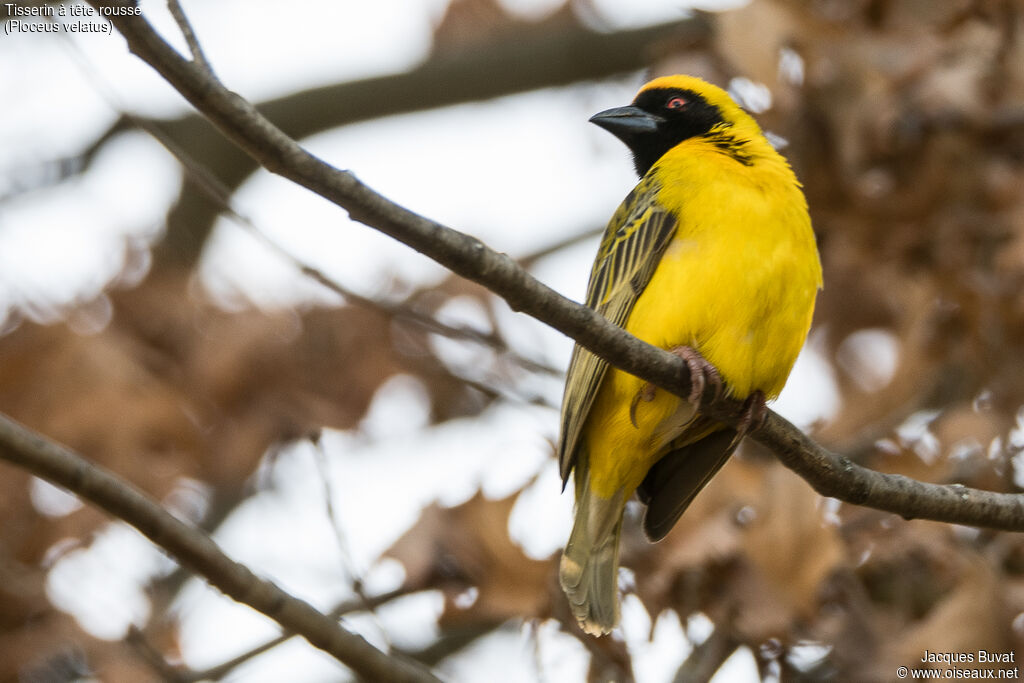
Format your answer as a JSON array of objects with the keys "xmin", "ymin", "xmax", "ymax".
[
  {"xmin": 86, "ymin": 4, "xmax": 1024, "ymax": 528},
  {"xmin": 758, "ymin": 413, "xmax": 1024, "ymax": 528},
  {"xmin": 0, "ymin": 414, "xmax": 439, "ymax": 683}
]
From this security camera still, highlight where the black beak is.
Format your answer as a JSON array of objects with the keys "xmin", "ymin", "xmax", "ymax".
[{"xmin": 589, "ymin": 106, "xmax": 663, "ymax": 139}]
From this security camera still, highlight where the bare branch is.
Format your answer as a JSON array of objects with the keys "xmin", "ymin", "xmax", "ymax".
[
  {"xmin": 671, "ymin": 624, "xmax": 739, "ymax": 683},
  {"xmin": 310, "ymin": 436, "xmax": 393, "ymax": 652},
  {"xmin": 0, "ymin": 413, "xmax": 440, "ymax": 683},
  {"xmin": 397, "ymin": 622, "xmax": 505, "ymax": 667},
  {"xmin": 758, "ymin": 412, "xmax": 1024, "ymax": 529},
  {"xmin": 515, "ymin": 225, "xmax": 603, "ymax": 269}
]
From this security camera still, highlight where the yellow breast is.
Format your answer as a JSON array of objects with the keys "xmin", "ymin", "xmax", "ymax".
[{"xmin": 583, "ymin": 139, "xmax": 821, "ymax": 498}]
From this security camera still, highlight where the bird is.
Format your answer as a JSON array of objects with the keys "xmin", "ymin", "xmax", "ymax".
[{"xmin": 558, "ymin": 75, "xmax": 822, "ymax": 636}]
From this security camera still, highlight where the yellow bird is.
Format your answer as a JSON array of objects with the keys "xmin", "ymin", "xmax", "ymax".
[{"xmin": 559, "ymin": 75, "xmax": 822, "ymax": 635}]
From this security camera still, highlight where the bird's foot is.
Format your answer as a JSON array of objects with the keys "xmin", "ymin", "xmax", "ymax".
[
  {"xmin": 629, "ymin": 346, "xmax": 723, "ymax": 428},
  {"xmin": 670, "ymin": 345, "xmax": 724, "ymax": 406},
  {"xmin": 737, "ymin": 389, "xmax": 767, "ymax": 436},
  {"xmin": 728, "ymin": 389, "xmax": 767, "ymax": 449}
]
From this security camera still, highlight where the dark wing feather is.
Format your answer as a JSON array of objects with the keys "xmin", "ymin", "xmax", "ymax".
[
  {"xmin": 636, "ymin": 422, "xmax": 738, "ymax": 541},
  {"xmin": 558, "ymin": 176, "xmax": 678, "ymax": 483}
]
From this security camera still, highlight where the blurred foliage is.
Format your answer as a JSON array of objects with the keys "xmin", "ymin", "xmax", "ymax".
[{"xmin": 2, "ymin": 0, "xmax": 1024, "ymax": 681}]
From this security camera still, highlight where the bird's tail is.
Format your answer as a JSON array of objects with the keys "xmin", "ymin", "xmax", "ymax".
[{"xmin": 559, "ymin": 483, "xmax": 625, "ymax": 636}]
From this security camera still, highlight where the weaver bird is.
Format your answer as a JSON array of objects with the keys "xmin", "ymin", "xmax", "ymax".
[{"xmin": 558, "ymin": 75, "xmax": 822, "ymax": 635}]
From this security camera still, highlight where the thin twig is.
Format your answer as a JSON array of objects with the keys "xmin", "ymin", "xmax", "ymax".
[
  {"xmin": 396, "ymin": 621, "xmax": 504, "ymax": 667},
  {"xmin": 166, "ymin": 0, "xmax": 214, "ymax": 75},
  {"xmin": 671, "ymin": 624, "xmax": 740, "ymax": 683},
  {"xmin": 185, "ymin": 587, "xmax": 416, "ymax": 682},
  {"xmin": 126, "ymin": 627, "xmax": 186, "ymax": 683},
  {"xmin": 86, "ymin": 0, "xmax": 1024, "ymax": 531},
  {"xmin": 310, "ymin": 435, "xmax": 393, "ymax": 653},
  {"xmin": 516, "ymin": 225, "xmax": 603, "ymax": 269}
]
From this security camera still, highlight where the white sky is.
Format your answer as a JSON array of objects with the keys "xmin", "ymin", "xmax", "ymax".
[{"xmin": 2, "ymin": 0, "xmax": 846, "ymax": 681}]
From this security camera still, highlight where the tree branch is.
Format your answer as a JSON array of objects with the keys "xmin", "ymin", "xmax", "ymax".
[
  {"xmin": 671, "ymin": 624, "xmax": 739, "ymax": 683},
  {"xmin": 0, "ymin": 414, "xmax": 440, "ymax": 683},
  {"xmin": 166, "ymin": 0, "xmax": 214, "ymax": 75}
]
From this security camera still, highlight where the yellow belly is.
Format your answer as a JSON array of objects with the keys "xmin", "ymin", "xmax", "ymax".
[{"xmin": 583, "ymin": 154, "xmax": 820, "ymax": 500}]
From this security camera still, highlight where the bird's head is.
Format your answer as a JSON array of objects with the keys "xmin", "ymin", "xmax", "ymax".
[{"xmin": 590, "ymin": 75, "xmax": 762, "ymax": 177}]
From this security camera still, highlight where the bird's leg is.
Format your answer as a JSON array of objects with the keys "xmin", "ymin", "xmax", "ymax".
[
  {"xmin": 671, "ymin": 345, "xmax": 723, "ymax": 406},
  {"xmin": 629, "ymin": 346, "xmax": 722, "ymax": 427},
  {"xmin": 737, "ymin": 389, "xmax": 767, "ymax": 434}
]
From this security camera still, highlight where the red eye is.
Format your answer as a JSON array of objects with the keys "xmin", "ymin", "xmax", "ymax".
[{"xmin": 666, "ymin": 96, "xmax": 687, "ymax": 110}]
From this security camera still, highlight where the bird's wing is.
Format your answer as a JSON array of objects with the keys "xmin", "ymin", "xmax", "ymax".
[
  {"xmin": 558, "ymin": 176, "xmax": 679, "ymax": 483},
  {"xmin": 636, "ymin": 419, "xmax": 736, "ymax": 541}
]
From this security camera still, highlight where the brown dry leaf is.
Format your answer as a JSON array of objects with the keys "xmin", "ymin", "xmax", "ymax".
[
  {"xmin": 734, "ymin": 466, "xmax": 845, "ymax": 638},
  {"xmin": 0, "ymin": 272, "xmax": 407, "ymax": 510},
  {"xmin": 850, "ymin": 518, "xmax": 963, "ymax": 628},
  {"xmin": 3, "ymin": 321, "xmax": 203, "ymax": 488},
  {"xmin": 929, "ymin": 404, "xmax": 1007, "ymax": 487},
  {"xmin": 874, "ymin": 554, "xmax": 1011, "ymax": 680},
  {"xmin": 432, "ymin": 0, "xmax": 573, "ymax": 56},
  {"xmin": 998, "ymin": 574, "xmax": 1024, "ymax": 654},
  {"xmin": 628, "ymin": 456, "xmax": 845, "ymax": 643},
  {"xmin": 626, "ymin": 454, "xmax": 764, "ymax": 619},
  {"xmin": 713, "ymin": 0, "xmax": 813, "ymax": 114},
  {"xmin": 626, "ymin": 458, "xmax": 859, "ymax": 673},
  {"xmin": 384, "ymin": 490, "xmax": 556, "ymax": 626},
  {"xmin": 432, "ymin": 0, "xmax": 517, "ymax": 54},
  {"xmin": 0, "ymin": 607, "xmax": 125, "ymax": 683}
]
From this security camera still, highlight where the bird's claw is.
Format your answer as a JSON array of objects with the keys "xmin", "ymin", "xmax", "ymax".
[
  {"xmin": 629, "ymin": 382, "xmax": 658, "ymax": 428},
  {"xmin": 629, "ymin": 346, "xmax": 722, "ymax": 428},
  {"xmin": 738, "ymin": 390, "xmax": 767, "ymax": 435},
  {"xmin": 670, "ymin": 345, "xmax": 723, "ymax": 406},
  {"xmin": 728, "ymin": 389, "xmax": 767, "ymax": 450}
]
